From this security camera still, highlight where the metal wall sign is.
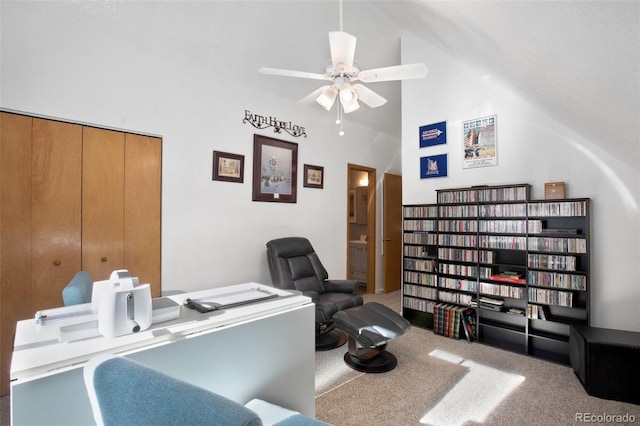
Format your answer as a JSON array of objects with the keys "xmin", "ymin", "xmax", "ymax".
[{"xmin": 243, "ymin": 110, "xmax": 307, "ymax": 138}]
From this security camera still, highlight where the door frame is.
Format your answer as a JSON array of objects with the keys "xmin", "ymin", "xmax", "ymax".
[{"xmin": 347, "ymin": 163, "xmax": 376, "ymax": 294}]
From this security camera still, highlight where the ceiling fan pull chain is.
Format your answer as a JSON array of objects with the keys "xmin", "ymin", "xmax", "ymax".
[{"xmin": 339, "ymin": 0, "xmax": 343, "ymax": 32}]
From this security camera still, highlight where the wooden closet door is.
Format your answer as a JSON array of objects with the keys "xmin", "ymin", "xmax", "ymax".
[
  {"xmin": 82, "ymin": 127, "xmax": 125, "ymax": 281},
  {"xmin": 0, "ymin": 112, "xmax": 33, "ymax": 395},
  {"xmin": 124, "ymin": 134, "xmax": 161, "ymax": 296},
  {"xmin": 31, "ymin": 118, "xmax": 82, "ymax": 310}
]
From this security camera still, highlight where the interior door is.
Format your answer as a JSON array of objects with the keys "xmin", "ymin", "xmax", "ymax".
[{"xmin": 383, "ymin": 173, "xmax": 402, "ymax": 293}]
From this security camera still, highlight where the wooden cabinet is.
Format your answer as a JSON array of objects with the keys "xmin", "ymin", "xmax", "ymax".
[{"xmin": 0, "ymin": 112, "xmax": 161, "ymax": 395}]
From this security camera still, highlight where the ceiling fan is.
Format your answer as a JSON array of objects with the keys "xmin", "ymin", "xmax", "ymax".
[{"xmin": 258, "ymin": 2, "xmax": 428, "ymax": 134}]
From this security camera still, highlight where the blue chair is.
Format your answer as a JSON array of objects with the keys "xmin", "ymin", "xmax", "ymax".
[
  {"xmin": 62, "ymin": 271, "xmax": 93, "ymax": 306},
  {"xmin": 83, "ymin": 353, "xmax": 331, "ymax": 426}
]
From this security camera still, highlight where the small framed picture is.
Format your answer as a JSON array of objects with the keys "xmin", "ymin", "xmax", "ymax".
[
  {"xmin": 212, "ymin": 151, "xmax": 244, "ymax": 183},
  {"xmin": 303, "ymin": 164, "xmax": 324, "ymax": 189}
]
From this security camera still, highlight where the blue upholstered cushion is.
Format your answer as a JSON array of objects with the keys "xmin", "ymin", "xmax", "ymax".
[
  {"xmin": 85, "ymin": 355, "xmax": 262, "ymax": 426},
  {"xmin": 274, "ymin": 414, "xmax": 332, "ymax": 425},
  {"xmin": 62, "ymin": 271, "xmax": 93, "ymax": 306}
]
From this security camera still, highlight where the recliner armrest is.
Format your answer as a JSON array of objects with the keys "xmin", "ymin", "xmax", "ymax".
[
  {"xmin": 323, "ymin": 279, "xmax": 359, "ymax": 293},
  {"xmin": 302, "ymin": 290, "xmax": 320, "ymax": 303}
]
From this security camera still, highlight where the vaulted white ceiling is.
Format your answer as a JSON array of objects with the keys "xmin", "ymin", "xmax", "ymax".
[
  {"xmin": 252, "ymin": 0, "xmax": 638, "ymax": 165},
  {"xmin": 372, "ymin": 0, "xmax": 639, "ymax": 165},
  {"xmin": 4, "ymin": 1, "xmax": 637, "ymax": 165}
]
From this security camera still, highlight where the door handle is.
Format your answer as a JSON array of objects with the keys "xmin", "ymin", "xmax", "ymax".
[{"xmin": 383, "ymin": 238, "xmax": 391, "ymax": 241}]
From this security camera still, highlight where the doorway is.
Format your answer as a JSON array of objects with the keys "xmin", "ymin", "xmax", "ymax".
[{"xmin": 347, "ymin": 164, "xmax": 376, "ymax": 294}]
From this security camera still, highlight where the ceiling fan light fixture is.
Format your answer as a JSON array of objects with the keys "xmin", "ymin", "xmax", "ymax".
[
  {"xmin": 316, "ymin": 87, "xmax": 338, "ymax": 111},
  {"xmin": 339, "ymin": 83, "xmax": 356, "ymax": 103},
  {"xmin": 341, "ymin": 98, "xmax": 360, "ymax": 113},
  {"xmin": 338, "ymin": 83, "xmax": 359, "ymax": 113}
]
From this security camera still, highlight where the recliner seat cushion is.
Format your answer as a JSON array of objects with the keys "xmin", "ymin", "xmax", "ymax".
[{"xmin": 316, "ymin": 293, "xmax": 363, "ymax": 323}]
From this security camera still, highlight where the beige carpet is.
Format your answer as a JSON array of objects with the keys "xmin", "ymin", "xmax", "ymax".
[
  {"xmin": 2, "ymin": 291, "xmax": 638, "ymax": 426},
  {"xmin": 314, "ymin": 291, "xmax": 640, "ymax": 426}
]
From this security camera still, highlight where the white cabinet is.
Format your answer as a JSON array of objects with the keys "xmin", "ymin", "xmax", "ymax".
[
  {"xmin": 11, "ymin": 283, "xmax": 315, "ymax": 424},
  {"xmin": 349, "ymin": 242, "xmax": 367, "ymax": 283}
]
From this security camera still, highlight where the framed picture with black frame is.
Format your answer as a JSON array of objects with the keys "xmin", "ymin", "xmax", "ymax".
[
  {"xmin": 252, "ymin": 134, "xmax": 298, "ymax": 203},
  {"xmin": 212, "ymin": 151, "xmax": 244, "ymax": 183},
  {"xmin": 303, "ymin": 164, "xmax": 324, "ymax": 189}
]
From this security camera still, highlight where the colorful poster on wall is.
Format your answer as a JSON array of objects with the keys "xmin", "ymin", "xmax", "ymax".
[
  {"xmin": 420, "ymin": 154, "xmax": 448, "ymax": 179},
  {"xmin": 419, "ymin": 121, "xmax": 447, "ymax": 147},
  {"xmin": 462, "ymin": 115, "xmax": 497, "ymax": 169}
]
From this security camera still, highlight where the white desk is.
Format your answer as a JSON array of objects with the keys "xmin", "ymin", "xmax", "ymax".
[{"xmin": 10, "ymin": 282, "xmax": 315, "ymax": 426}]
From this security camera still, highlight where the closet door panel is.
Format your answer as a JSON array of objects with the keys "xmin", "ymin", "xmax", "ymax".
[
  {"xmin": 124, "ymin": 134, "xmax": 161, "ymax": 296},
  {"xmin": 0, "ymin": 113, "xmax": 33, "ymax": 395},
  {"xmin": 82, "ymin": 127, "xmax": 125, "ymax": 281},
  {"xmin": 31, "ymin": 119, "xmax": 82, "ymax": 310}
]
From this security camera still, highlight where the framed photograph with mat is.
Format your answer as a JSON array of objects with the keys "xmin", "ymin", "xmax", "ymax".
[
  {"xmin": 212, "ymin": 151, "xmax": 244, "ymax": 183},
  {"xmin": 303, "ymin": 164, "xmax": 324, "ymax": 189},
  {"xmin": 252, "ymin": 134, "xmax": 298, "ymax": 203}
]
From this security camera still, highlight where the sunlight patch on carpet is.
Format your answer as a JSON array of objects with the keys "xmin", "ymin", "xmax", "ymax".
[
  {"xmin": 315, "ymin": 353, "xmax": 361, "ymax": 395},
  {"xmin": 421, "ymin": 351, "xmax": 525, "ymax": 426},
  {"xmin": 428, "ymin": 349, "xmax": 464, "ymax": 365}
]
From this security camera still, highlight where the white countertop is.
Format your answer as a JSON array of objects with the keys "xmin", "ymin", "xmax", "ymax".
[{"xmin": 11, "ymin": 282, "xmax": 311, "ymax": 381}]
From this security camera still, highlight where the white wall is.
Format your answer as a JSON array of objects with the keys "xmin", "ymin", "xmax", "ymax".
[
  {"xmin": 401, "ymin": 33, "xmax": 640, "ymax": 332},
  {"xmin": 0, "ymin": 2, "xmax": 401, "ymax": 293}
]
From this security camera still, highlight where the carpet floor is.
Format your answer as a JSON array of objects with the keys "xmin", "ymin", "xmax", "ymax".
[
  {"xmin": 314, "ymin": 291, "xmax": 640, "ymax": 426},
  {"xmin": 2, "ymin": 290, "xmax": 638, "ymax": 426}
]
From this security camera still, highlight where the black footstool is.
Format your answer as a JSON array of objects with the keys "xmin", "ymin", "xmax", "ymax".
[{"xmin": 332, "ymin": 302, "xmax": 411, "ymax": 373}]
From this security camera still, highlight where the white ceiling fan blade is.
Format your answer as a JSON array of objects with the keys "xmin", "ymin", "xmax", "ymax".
[
  {"xmin": 259, "ymin": 67, "xmax": 331, "ymax": 81},
  {"xmin": 298, "ymin": 86, "xmax": 332, "ymax": 104},
  {"xmin": 329, "ymin": 31, "xmax": 357, "ymax": 72},
  {"xmin": 357, "ymin": 63, "xmax": 428, "ymax": 83},
  {"xmin": 353, "ymin": 84, "xmax": 387, "ymax": 108}
]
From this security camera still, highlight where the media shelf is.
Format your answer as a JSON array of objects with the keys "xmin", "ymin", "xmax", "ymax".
[
  {"xmin": 401, "ymin": 183, "xmax": 590, "ymax": 365},
  {"xmin": 402, "ymin": 204, "xmax": 438, "ymax": 329}
]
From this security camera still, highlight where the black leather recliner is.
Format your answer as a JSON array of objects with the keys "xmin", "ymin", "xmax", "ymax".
[{"xmin": 266, "ymin": 237, "xmax": 364, "ymax": 350}]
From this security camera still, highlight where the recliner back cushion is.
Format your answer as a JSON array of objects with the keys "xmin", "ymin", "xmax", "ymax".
[
  {"xmin": 266, "ymin": 237, "xmax": 330, "ymax": 294},
  {"xmin": 287, "ymin": 257, "xmax": 324, "ymax": 293},
  {"xmin": 306, "ymin": 252, "xmax": 329, "ymax": 282}
]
